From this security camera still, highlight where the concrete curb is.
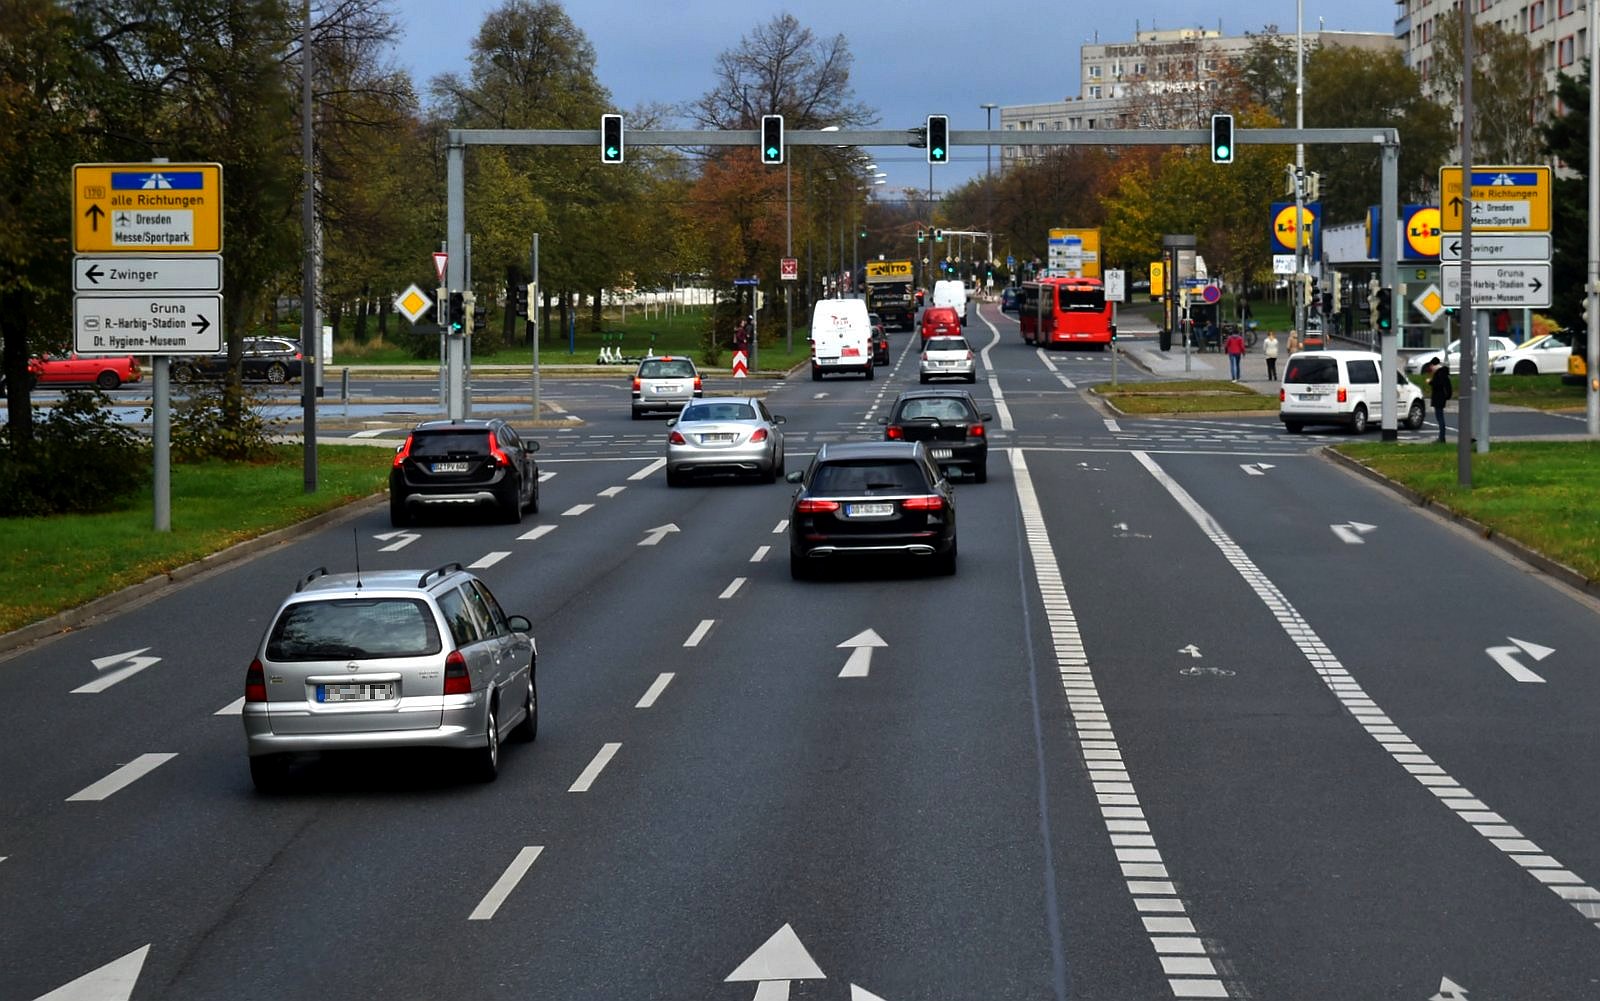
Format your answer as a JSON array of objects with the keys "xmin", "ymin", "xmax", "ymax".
[
  {"xmin": 1321, "ymin": 447, "xmax": 1600, "ymax": 599},
  {"xmin": 0, "ymin": 493, "xmax": 387, "ymax": 660}
]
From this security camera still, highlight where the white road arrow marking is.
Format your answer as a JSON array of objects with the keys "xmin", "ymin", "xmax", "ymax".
[
  {"xmin": 32, "ymin": 944, "xmax": 150, "ymax": 1001},
  {"xmin": 73, "ymin": 649, "xmax": 162, "ymax": 694},
  {"xmin": 639, "ymin": 523, "xmax": 680, "ymax": 546},
  {"xmin": 726, "ymin": 924, "xmax": 825, "ymax": 1000},
  {"xmin": 1331, "ymin": 521, "xmax": 1378, "ymax": 544},
  {"xmin": 838, "ymin": 628, "xmax": 887, "ymax": 678},
  {"xmin": 1239, "ymin": 462, "xmax": 1276, "ymax": 476},
  {"xmin": 1486, "ymin": 637, "xmax": 1554, "ymax": 684},
  {"xmin": 214, "ymin": 697, "xmax": 244, "ymax": 716},
  {"xmin": 1430, "ymin": 976, "xmax": 1470, "ymax": 1001},
  {"xmin": 813, "ymin": 392, "xmax": 829, "ymax": 399},
  {"xmin": 851, "ymin": 987, "xmax": 891, "ymax": 1001},
  {"xmin": 597, "ymin": 486, "xmax": 626, "ymax": 498},
  {"xmin": 373, "ymin": 529, "xmax": 420, "ymax": 552},
  {"xmin": 1179, "ymin": 644, "xmax": 1202, "ymax": 658}
]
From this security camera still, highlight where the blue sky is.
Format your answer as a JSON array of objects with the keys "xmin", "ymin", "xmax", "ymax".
[{"xmin": 388, "ymin": 0, "xmax": 1400, "ymax": 196}]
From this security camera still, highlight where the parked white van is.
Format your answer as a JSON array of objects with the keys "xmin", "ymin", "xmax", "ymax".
[
  {"xmin": 809, "ymin": 298, "xmax": 876, "ymax": 381},
  {"xmin": 1279, "ymin": 350, "xmax": 1425, "ymax": 434},
  {"xmin": 931, "ymin": 279, "xmax": 969, "ymax": 326}
]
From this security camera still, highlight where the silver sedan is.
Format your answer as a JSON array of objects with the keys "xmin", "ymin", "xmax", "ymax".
[
  {"xmin": 665, "ymin": 396, "xmax": 786, "ymax": 485},
  {"xmin": 920, "ymin": 335, "xmax": 976, "ymax": 383}
]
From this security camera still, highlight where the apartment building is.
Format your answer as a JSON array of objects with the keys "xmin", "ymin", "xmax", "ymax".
[{"xmin": 1399, "ymin": 0, "xmax": 1589, "ymax": 120}]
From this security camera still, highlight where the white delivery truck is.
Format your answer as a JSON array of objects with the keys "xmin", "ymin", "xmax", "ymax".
[
  {"xmin": 932, "ymin": 279, "xmax": 969, "ymax": 326},
  {"xmin": 809, "ymin": 298, "xmax": 875, "ymax": 381}
]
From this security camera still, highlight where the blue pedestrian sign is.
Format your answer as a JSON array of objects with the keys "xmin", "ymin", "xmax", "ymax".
[
  {"xmin": 732, "ymin": 277, "xmax": 759, "ymax": 286},
  {"xmin": 1006, "ymin": 255, "xmax": 1015, "ymax": 268}
]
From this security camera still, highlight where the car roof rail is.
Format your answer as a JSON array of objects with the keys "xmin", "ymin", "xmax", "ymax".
[
  {"xmin": 295, "ymin": 566, "xmax": 329, "ymax": 592},
  {"xmin": 418, "ymin": 562, "xmax": 464, "ymax": 588}
]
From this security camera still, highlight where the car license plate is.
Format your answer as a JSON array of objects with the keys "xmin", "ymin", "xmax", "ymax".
[
  {"xmin": 432, "ymin": 461, "xmax": 469, "ymax": 473},
  {"xmin": 317, "ymin": 682, "xmax": 394, "ymax": 703},
  {"xmin": 701, "ymin": 433, "xmax": 735, "ymax": 442},
  {"xmin": 653, "ymin": 383, "xmax": 676, "ymax": 393},
  {"xmin": 1298, "ymin": 393, "xmax": 1323, "ymax": 401},
  {"xmin": 931, "ymin": 448, "xmax": 953, "ymax": 459},
  {"xmin": 846, "ymin": 502, "xmax": 894, "ymax": 517}
]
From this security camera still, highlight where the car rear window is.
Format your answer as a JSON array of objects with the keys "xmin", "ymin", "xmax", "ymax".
[
  {"xmin": 895, "ymin": 397, "xmax": 975, "ymax": 422},
  {"xmin": 267, "ymin": 598, "xmax": 442, "ymax": 660},
  {"xmin": 924, "ymin": 337, "xmax": 968, "ymax": 352},
  {"xmin": 1284, "ymin": 356, "xmax": 1338, "ymax": 384},
  {"xmin": 811, "ymin": 460, "xmax": 929, "ymax": 494},
  {"xmin": 639, "ymin": 359, "xmax": 695, "ymax": 378},
  {"xmin": 681, "ymin": 403, "xmax": 755, "ymax": 422},
  {"xmin": 410, "ymin": 430, "xmax": 490, "ymax": 457}
]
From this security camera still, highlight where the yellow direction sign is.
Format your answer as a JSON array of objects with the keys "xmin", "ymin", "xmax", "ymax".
[
  {"xmin": 73, "ymin": 162, "xmax": 223, "ymax": 253},
  {"xmin": 1438, "ymin": 166, "xmax": 1550, "ymax": 233}
]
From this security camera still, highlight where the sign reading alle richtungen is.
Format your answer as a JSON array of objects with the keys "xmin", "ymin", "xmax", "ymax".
[{"xmin": 73, "ymin": 162, "xmax": 223, "ymax": 253}]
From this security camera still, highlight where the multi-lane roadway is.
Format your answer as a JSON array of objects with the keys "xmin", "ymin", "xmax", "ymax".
[{"xmin": 4, "ymin": 304, "xmax": 1599, "ymax": 1001}]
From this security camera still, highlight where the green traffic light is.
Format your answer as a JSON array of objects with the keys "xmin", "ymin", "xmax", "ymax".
[
  {"xmin": 931, "ymin": 147, "xmax": 945, "ymax": 160},
  {"xmin": 1215, "ymin": 145, "xmax": 1230, "ymax": 159}
]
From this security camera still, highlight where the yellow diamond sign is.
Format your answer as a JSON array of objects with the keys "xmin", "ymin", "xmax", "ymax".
[
  {"xmin": 1413, "ymin": 283, "xmax": 1446, "ymax": 323},
  {"xmin": 394, "ymin": 283, "xmax": 434, "ymax": 324}
]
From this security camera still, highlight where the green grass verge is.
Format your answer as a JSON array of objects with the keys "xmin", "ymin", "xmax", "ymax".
[
  {"xmin": 1092, "ymin": 379, "xmax": 1275, "ymax": 414},
  {"xmin": 0, "ymin": 445, "xmax": 389, "ymax": 635},
  {"xmin": 1482, "ymin": 373, "xmax": 1587, "ymax": 411},
  {"xmin": 1337, "ymin": 440, "xmax": 1600, "ymax": 581}
]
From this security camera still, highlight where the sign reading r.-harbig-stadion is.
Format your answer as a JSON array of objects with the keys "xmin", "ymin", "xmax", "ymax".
[{"xmin": 73, "ymin": 163, "xmax": 223, "ymax": 253}]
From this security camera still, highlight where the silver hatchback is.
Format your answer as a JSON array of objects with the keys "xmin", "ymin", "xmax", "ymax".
[
  {"xmin": 920, "ymin": 335, "xmax": 976, "ymax": 383},
  {"xmin": 242, "ymin": 563, "xmax": 537, "ymax": 791},
  {"xmin": 632, "ymin": 355, "xmax": 702, "ymax": 418},
  {"xmin": 665, "ymin": 396, "xmax": 786, "ymax": 485}
]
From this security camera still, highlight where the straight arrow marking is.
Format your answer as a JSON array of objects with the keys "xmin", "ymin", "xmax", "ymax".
[
  {"xmin": 1179, "ymin": 644, "xmax": 1202, "ymax": 658},
  {"xmin": 838, "ymin": 628, "xmax": 887, "ymax": 678},
  {"xmin": 32, "ymin": 944, "xmax": 149, "ymax": 1001},
  {"xmin": 639, "ymin": 523, "xmax": 680, "ymax": 546},
  {"xmin": 725, "ymin": 924, "xmax": 826, "ymax": 983}
]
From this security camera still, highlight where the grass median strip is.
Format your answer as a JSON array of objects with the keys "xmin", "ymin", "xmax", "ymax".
[
  {"xmin": 1092, "ymin": 379, "xmax": 1275, "ymax": 415},
  {"xmin": 0, "ymin": 445, "xmax": 389, "ymax": 636}
]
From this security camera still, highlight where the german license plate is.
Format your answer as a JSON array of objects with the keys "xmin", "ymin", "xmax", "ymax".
[
  {"xmin": 432, "ymin": 461, "xmax": 469, "ymax": 473},
  {"xmin": 653, "ymin": 384, "xmax": 676, "ymax": 393},
  {"xmin": 931, "ymin": 448, "xmax": 953, "ymax": 459},
  {"xmin": 701, "ymin": 433, "xmax": 735, "ymax": 442},
  {"xmin": 317, "ymin": 682, "xmax": 395, "ymax": 703},
  {"xmin": 1298, "ymin": 394, "xmax": 1323, "ymax": 401},
  {"xmin": 846, "ymin": 502, "xmax": 894, "ymax": 517}
]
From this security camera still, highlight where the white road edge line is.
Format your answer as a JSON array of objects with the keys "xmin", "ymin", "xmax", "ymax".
[
  {"xmin": 684, "ymin": 619, "xmax": 715, "ymax": 647},
  {"xmin": 468, "ymin": 552, "xmax": 511, "ymax": 569},
  {"xmin": 629, "ymin": 458, "xmax": 667, "ymax": 480},
  {"xmin": 636, "ymin": 672, "xmax": 675, "ymax": 709},
  {"xmin": 975, "ymin": 310, "xmax": 1015, "ymax": 431},
  {"xmin": 1012, "ymin": 450, "xmax": 1233, "ymax": 998},
  {"xmin": 569, "ymin": 742, "xmax": 621, "ymax": 793},
  {"xmin": 719, "ymin": 578, "xmax": 746, "ymax": 599},
  {"xmin": 1131, "ymin": 449, "xmax": 1600, "ymax": 935},
  {"xmin": 468, "ymin": 845, "xmax": 544, "ymax": 920},
  {"xmin": 67, "ymin": 753, "xmax": 178, "ymax": 802}
]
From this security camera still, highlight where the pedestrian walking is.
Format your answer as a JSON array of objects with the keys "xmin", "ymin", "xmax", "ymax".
[
  {"xmin": 1286, "ymin": 330, "xmax": 1302, "ymax": 359},
  {"xmin": 1428, "ymin": 361, "xmax": 1453, "ymax": 442},
  {"xmin": 1223, "ymin": 327, "xmax": 1246, "ymax": 381},
  {"xmin": 1263, "ymin": 330, "xmax": 1280, "ymax": 381}
]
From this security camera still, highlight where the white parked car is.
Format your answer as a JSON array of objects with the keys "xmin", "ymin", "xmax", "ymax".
[
  {"xmin": 1279, "ymin": 349, "xmax": 1425, "ymax": 434},
  {"xmin": 1490, "ymin": 332, "xmax": 1574, "ymax": 375},
  {"xmin": 1404, "ymin": 337, "xmax": 1517, "ymax": 374},
  {"xmin": 919, "ymin": 335, "xmax": 976, "ymax": 383}
]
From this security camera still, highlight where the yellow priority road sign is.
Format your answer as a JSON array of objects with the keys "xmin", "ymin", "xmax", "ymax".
[
  {"xmin": 74, "ymin": 162, "xmax": 223, "ymax": 253},
  {"xmin": 1438, "ymin": 166, "xmax": 1550, "ymax": 233}
]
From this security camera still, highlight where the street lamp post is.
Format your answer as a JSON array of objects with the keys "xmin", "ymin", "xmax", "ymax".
[{"xmin": 980, "ymin": 103, "xmax": 997, "ymax": 180}]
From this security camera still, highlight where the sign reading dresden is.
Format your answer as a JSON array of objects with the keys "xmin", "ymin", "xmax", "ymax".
[{"xmin": 73, "ymin": 163, "xmax": 223, "ymax": 253}]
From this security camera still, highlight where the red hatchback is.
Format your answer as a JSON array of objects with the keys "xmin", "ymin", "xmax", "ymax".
[
  {"xmin": 920, "ymin": 307, "xmax": 961, "ymax": 341},
  {"xmin": 30, "ymin": 353, "xmax": 143, "ymax": 390}
]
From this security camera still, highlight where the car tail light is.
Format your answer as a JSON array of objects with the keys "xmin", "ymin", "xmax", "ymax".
[
  {"xmin": 245, "ymin": 658, "xmax": 268, "ymax": 702},
  {"xmin": 632, "ymin": 376, "xmax": 641, "ymax": 391},
  {"xmin": 968, "ymin": 424, "xmax": 985, "ymax": 437},
  {"xmin": 796, "ymin": 499, "xmax": 840, "ymax": 513},
  {"xmin": 392, "ymin": 434, "xmax": 415, "ymax": 468},
  {"xmin": 1280, "ymin": 388, "xmax": 1286, "ymax": 402},
  {"xmin": 443, "ymin": 650, "xmax": 472, "ymax": 695},
  {"xmin": 966, "ymin": 351, "xmax": 974, "ymax": 361},
  {"xmin": 1337, "ymin": 387, "xmax": 1348, "ymax": 403},
  {"xmin": 750, "ymin": 427, "xmax": 768, "ymax": 443},
  {"xmin": 693, "ymin": 375, "xmax": 703, "ymax": 390},
  {"xmin": 885, "ymin": 425, "xmax": 904, "ymax": 439},
  {"xmin": 668, "ymin": 430, "xmax": 687, "ymax": 444},
  {"xmin": 487, "ymin": 431, "xmax": 512, "ymax": 467},
  {"xmin": 902, "ymin": 495, "xmax": 944, "ymax": 511}
]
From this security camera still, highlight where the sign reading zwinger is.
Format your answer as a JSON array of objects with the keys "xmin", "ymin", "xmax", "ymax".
[
  {"xmin": 73, "ymin": 162, "xmax": 223, "ymax": 253},
  {"xmin": 1438, "ymin": 166, "xmax": 1550, "ymax": 233}
]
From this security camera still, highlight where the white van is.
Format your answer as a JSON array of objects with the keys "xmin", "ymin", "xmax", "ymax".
[
  {"xmin": 809, "ymin": 298, "xmax": 875, "ymax": 381},
  {"xmin": 1279, "ymin": 350, "xmax": 1425, "ymax": 434},
  {"xmin": 931, "ymin": 280, "xmax": 969, "ymax": 326}
]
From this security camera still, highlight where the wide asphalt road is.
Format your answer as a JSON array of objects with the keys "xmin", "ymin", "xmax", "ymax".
[{"xmin": 3, "ymin": 303, "xmax": 1598, "ymax": 1001}]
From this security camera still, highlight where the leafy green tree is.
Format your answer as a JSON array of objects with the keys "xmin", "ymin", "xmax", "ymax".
[
  {"xmin": 1540, "ymin": 62, "xmax": 1588, "ymax": 334},
  {"xmin": 1430, "ymin": 9, "xmax": 1546, "ymax": 164}
]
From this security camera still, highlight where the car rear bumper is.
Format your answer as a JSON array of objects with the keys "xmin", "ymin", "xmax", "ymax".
[
  {"xmin": 792, "ymin": 533, "xmax": 954, "ymax": 559},
  {"xmin": 243, "ymin": 693, "xmax": 488, "ymax": 754},
  {"xmin": 667, "ymin": 442, "xmax": 772, "ymax": 475},
  {"xmin": 1279, "ymin": 409, "xmax": 1357, "ymax": 426}
]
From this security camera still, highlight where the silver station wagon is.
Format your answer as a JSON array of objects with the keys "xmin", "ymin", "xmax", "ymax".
[{"xmin": 242, "ymin": 563, "xmax": 537, "ymax": 791}]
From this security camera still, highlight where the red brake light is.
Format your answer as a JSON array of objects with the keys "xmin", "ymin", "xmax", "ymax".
[
  {"xmin": 902, "ymin": 495, "xmax": 944, "ymax": 511},
  {"xmin": 1337, "ymin": 387, "xmax": 1348, "ymax": 403},
  {"xmin": 393, "ymin": 434, "xmax": 414, "ymax": 468},
  {"xmin": 668, "ymin": 430, "xmax": 687, "ymax": 444},
  {"xmin": 487, "ymin": 431, "xmax": 513, "ymax": 467},
  {"xmin": 750, "ymin": 427, "xmax": 768, "ymax": 442},
  {"xmin": 693, "ymin": 375, "xmax": 703, "ymax": 390},
  {"xmin": 885, "ymin": 425, "xmax": 904, "ymax": 439},
  {"xmin": 245, "ymin": 658, "xmax": 268, "ymax": 702},
  {"xmin": 443, "ymin": 650, "xmax": 472, "ymax": 695},
  {"xmin": 796, "ymin": 499, "xmax": 840, "ymax": 513},
  {"xmin": 632, "ymin": 377, "xmax": 641, "ymax": 391},
  {"xmin": 969, "ymin": 423, "xmax": 985, "ymax": 437},
  {"xmin": 1280, "ymin": 388, "xmax": 1286, "ymax": 402}
]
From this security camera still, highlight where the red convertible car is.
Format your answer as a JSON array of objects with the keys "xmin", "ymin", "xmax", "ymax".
[{"xmin": 28, "ymin": 353, "xmax": 143, "ymax": 390}]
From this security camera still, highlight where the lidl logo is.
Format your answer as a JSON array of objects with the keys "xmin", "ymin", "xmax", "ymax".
[
  {"xmin": 1272, "ymin": 204, "xmax": 1315, "ymax": 252},
  {"xmin": 1405, "ymin": 206, "xmax": 1442, "ymax": 259}
]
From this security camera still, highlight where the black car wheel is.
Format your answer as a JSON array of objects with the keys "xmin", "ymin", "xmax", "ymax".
[
  {"xmin": 934, "ymin": 537, "xmax": 958, "ymax": 576},
  {"xmin": 1407, "ymin": 400, "xmax": 1425, "ymax": 431},
  {"xmin": 1349, "ymin": 404, "xmax": 1368, "ymax": 435},
  {"xmin": 468, "ymin": 704, "xmax": 500, "ymax": 783},
  {"xmin": 512, "ymin": 668, "xmax": 538, "ymax": 743},
  {"xmin": 96, "ymin": 371, "xmax": 121, "ymax": 390},
  {"xmin": 526, "ymin": 477, "xmax": 540, "ymax": 514},
  {"xmin": 389, "ymin": 490, "xmax": 411, "ymax": 527},
  {"xmin": 266, "ymin": 361, "xmax": 288, "ymax": 384},
  {"xmin": 249, "ymin": 754, "xmax": 291, "ymax": 793},
  {"xmin": 499, "ymin": 476, "xmax": 523, "ymax": 524},
  {"xmin": 172, "ymin": 365, "xmax": 196, "ymax": 385}
]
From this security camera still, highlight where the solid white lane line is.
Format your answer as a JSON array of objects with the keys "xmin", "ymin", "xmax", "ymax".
[
  {"xmin": 214, "ymin": 697, "xmax": 244, "ymax": 716},
  {"xmin": 1131, "ymin": 449, "xmax": 1600, "ymax": 935},
  {"xmin": 568, "ymin": 742, "xmax": 621, "ymax": 793},
  {"xmin": 468, "ymin": 552, "xmax": 510, "ymax": 569},
  {"xmin": 750, "ymin": 545, "xmax": 770, "ymax": 562},
  {"xmin": 773, "ymin": 520, "xmax": 789, "ymax": 534},
  {"xmin": 629, "ymin": 458, "xmax": 666, "ymax": 480},
  {"xmin": 975, "ymin": 310, "xmax": 1014, "ymax": 430},
  {"xmin": 1012, "ymin": 450, "xmax": 1233, "ymax": 998},
  {"xmin": 468, "ymin": 846, "xmax": 544, "ymax": 920},
  {"xmin": 67, "ymin": 753, "xmax": 177, "ymax": 802},
  {"xmin": 561, "ymin": 504, "xmax": 593, "ymax": 516},
  {"xmin": 1036, "ymin": 347, "xmax": 1077, "ymax": 389},
  {"xmin": 518, "ymin": 525, "xmax": 556, "ymax": 541},
  {"xmin": 719, "ymin": 578, "xmax": 746, "ymax": 599},
  {"xmin": 636, "ymin": 673, "xmax": 675, "ymax": 709},
  {"xmin": 684, "ymin": 619, "xmax": 715, "ymax": 647}
]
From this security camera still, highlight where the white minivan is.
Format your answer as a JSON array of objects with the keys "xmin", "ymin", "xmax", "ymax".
[
  {"xmin": 1279, "ymin": 349, "xmax": 1425, "ymax": 434},
  {"xmin": 809, "ymin": 298, "xmax": 875, "ymax": 381},
  {"xmin": 931, "ymin": 279, "xmax": 969, "ymax": 326}
]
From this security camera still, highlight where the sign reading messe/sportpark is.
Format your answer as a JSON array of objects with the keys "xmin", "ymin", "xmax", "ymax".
[{"xmin": 73, "ymin": 163, "xmax": 223, "ymax": 254}]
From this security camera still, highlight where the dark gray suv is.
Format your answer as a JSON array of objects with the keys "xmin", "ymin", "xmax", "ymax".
[{"xmin": 389, "ymin": 418, "xmax": 540, "ymax": 526}]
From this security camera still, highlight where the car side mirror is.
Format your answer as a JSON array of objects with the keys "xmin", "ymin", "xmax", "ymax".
[
  {"xmin": 506, "ymin": 615, "xmax": 532, "ymax": 633},
  {"xmin": 665, "ymin": 418, "xmax": 677, "ymax": 428},
  {"xmin": 524, "ymin": 440, "xmax": 540, "ymax": 453},
  {"xmin": 980, "ymin": 413, "xmax": 992, "ymax": 421},
  {"xmin": 774, "ymin": 415, "xmax": 786, "ymax": 424},
  {"xmin": 785, "ymin": 470, "xmax": 803, "ymax": 483}
]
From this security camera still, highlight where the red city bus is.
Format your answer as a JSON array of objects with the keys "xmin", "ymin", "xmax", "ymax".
[{"xmin": 1018, "ymin": 276, "xmax": 1115, "ymax": 349}]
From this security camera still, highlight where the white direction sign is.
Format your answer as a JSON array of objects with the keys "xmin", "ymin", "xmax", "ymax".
[
  {"xmin": 1440, "ymin": 263, "xmax": 1551, "ymax": 308},
  {"xmin": 75, "ymin": 294, "xmax": 222, "ymax": 354},
  {"xmin": 74, "ymin": 255, "xmax": 222, "ymax": 293},
  {"xmin": 1103, "ymin": 268, "xmax": 1125, "ymax": 302},
  {"xmin": 1439, "ymin": 233, "xmax": 1551, "ymax": 263}
]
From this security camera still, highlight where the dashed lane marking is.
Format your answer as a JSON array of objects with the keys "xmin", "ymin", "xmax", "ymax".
[
  {"xmin": 519, "ymin": 525, "xmax": 556, "ymax": 542},
  {"xmin": 67, "ymin": 753, "xmax": 178, "ymax": 802},
  {"xmin": 568, "ymin": 742, "xmax": 621, "ymax": 793},
  {"xmin": 684, "ymin": 619, "xmax": 715, "ymax": 647},
  {"xmin": 561, "ymin": 504, "xmax": 593, "ymax": 517},
  {"xmin": 635, "ymin": 673, "xmax": 675, "ymax": 709},
  {"xmin": 1036, "ymin": 348, "xmax": 1078, "ymax": 389},
  {"xmin": 468, "ymin": 552, "xmax": 510, "ymax": 569},
  {"xmin": 719, "ymin": 578, "xmax": 746, "ymax": 599},
  {"xmin": 750, "ymin": 545, "xmax": 770, "ymax": 562},
  {"xmin": 629, "ymin": 458, "xmax": 666, "ymax": 480},
  {"xmin": 773, "ymin": 520, "xmax": 789, "ymax": 534},
  {"xmin": 468, "ymin": 846, "xmax": 544, "ymax": 921}
]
